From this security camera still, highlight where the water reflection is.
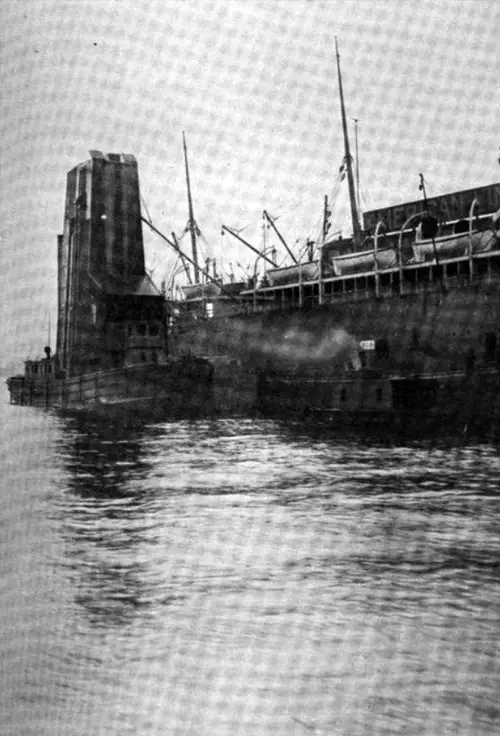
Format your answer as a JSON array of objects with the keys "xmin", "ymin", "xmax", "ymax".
[
  {"xmin": 60, "ymin": 414, "xmax": 160, "ymax": 498},
  {"xmin": 12, "ymin": 409, "xmax": 496, "ymax": 735},
  {"xmin": 54, "ymin": 415, "xmax": 168, "ymax": 628}
]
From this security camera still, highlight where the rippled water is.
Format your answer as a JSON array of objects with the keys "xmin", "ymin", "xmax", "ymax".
[{"xmin": 1, "ymin": 399, "xmax": 500, "ymax": 735}]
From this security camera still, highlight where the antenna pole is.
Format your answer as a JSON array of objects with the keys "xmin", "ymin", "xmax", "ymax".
[
  {"xmin": 335, "ymin": 38, "xmax": 361, "ymax": 246},
  {"xmin": 182, "ymin": 132, "xmax": 200, "ymax": 283}
]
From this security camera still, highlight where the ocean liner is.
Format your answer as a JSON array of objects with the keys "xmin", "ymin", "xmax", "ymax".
[
  {"xmin": 6, "ymin": 151, "xmax": 213, "ymax": 417},
  {"xmin": 167, "ymin": 42, "xmax": 500, "ymax": 432}
]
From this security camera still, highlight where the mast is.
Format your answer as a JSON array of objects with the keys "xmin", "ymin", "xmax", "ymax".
[
  {"xmin": 182, "ymin": 132, "xmax": 200, "ymax": 283},
  {"xmin": 353, "ymin": 117, "xmax": 361, "ymax": 215},
  {"xmin": 335, "ymin": 38, "xmax": 361, "ymax": 247}
]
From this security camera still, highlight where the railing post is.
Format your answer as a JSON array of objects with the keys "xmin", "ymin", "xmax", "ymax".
[
  {"xmin": 318, "ymin": 245, "xmax": 324, "ymax": 305},
  {"xmin": 469, "ymin": 198, "xmax": 478, "ymax": 282},
  {"xmin": 398, "ymin": 213, "xmax": 422, "ymax": 296},
  {"xmin": 374, "ymin": 220, "xmax": 384, "ymax": 298}
]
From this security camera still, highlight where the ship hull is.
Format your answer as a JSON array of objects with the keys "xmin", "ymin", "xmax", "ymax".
[
  {"xmin": 7, "ymin": 361, "xmax": 215, "ymax": 418},
  {"xmin": 170, "ymin": 275, "xmax": 500, "ymax": 373},
  {"xmin": 256, "ymin": 368, "xmax": 500, "ymax": 437},
  {"xmin": 169, "ymin": 265, "xmax": 500, "ymax": 433}
]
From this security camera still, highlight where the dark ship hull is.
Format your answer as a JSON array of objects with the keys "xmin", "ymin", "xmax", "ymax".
[
  {"xmin": 257, "ymin": 368, "xmax": 500, "ymax": 437},
  {"xmin": 170, "ymin": 284, "xmax": 500, "ymax": 435},
  {"xmin": 7, "ymin": 360, "xmax": 214, "ymax": 418}
]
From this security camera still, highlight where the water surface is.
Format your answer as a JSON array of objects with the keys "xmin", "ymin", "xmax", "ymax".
[{"xmin": 1, "ymin": 402, "xmax": 499, "ymax": 735}]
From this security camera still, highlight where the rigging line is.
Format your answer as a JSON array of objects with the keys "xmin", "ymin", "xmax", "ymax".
[
  {"xmin": 360, "ymin": 190, "xmax": 370, "ymax": 211},
  {"xmin": 300, "ymin": 172, "xmax": 345, "ymax": 245},
  {"xmin": 142, "ymin": 217, "xmax": 242, "ymax": 303},
  {"xmin": 264, "ymin": 156, "xmax": 348, "ymax": 232},
  {"xmin": 166, "ymin": 254, "xmax": 182, "ymax": 287},
  {"xmin": 271, "ymin": 170, "xmax": 331, "ymax": 209},
  {"xmin": 140, "ymin": 194, "xmax": 153, "ymax": 225},
  {"xmin": 198, "ymin": 232, "xmax": 215, "ymax": 253}
]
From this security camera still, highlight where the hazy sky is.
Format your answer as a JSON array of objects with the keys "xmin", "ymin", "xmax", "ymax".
[{"xmin": 1, "ymin": 0, "xmax": 499, "ymax": 363}]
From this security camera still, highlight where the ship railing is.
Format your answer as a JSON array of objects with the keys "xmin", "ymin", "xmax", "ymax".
[
  {"xmin": 245, "ymin": 269, "xmax": 500, "ymax": 315},
  {"xmin": 245, "ymin": 241, "xmax": 500, "ymax": 311}
]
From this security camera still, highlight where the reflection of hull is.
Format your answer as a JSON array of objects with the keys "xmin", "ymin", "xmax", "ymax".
[
  {"xmin": 331, "ymin": 247, "xmax": 396, "ymax": 275},
  {"xmin": 7, "ymin": 361, "xmax": 214, "ymax": 416},
  {"xmin": 267, "ymin": 262, "xmax": 319, "ymax": 286},
  {"xmin": 413, "ymin": 229, "xmax": 497, "ymax": 262}
]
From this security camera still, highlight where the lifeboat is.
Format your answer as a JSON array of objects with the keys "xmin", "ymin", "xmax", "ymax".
[
  {"xmin": 266, "ymin": 261, "xmax": 320, "ymax": 286},
  {"xmin": 412, "ymin": 215, "xmax": 499, "ymax": 262},
  {"xmin": 331, "ymin": 247, "xmax": 397, "ymax": 275}
]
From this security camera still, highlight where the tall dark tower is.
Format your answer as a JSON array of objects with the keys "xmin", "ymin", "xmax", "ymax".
[{"xmin": 56, "ymin": 152, "xmax": 165, "ymax": 377}]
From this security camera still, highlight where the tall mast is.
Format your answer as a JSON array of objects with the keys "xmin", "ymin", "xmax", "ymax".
[
  {"xmin": 335, "ymin": 38, "xmax": 361, "ymax": 247},
  {"xmin": 353, "ymin": 117, "xmax": 361, "ymax": 215},
  {"xmin": 183, "ymin": 132, "xmax": 200, "ymax": 284}
]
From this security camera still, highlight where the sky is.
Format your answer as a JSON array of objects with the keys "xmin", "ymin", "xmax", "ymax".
[{"xmin": 1, "ymin": 0, "xmax": 499, "ymax": 365}]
